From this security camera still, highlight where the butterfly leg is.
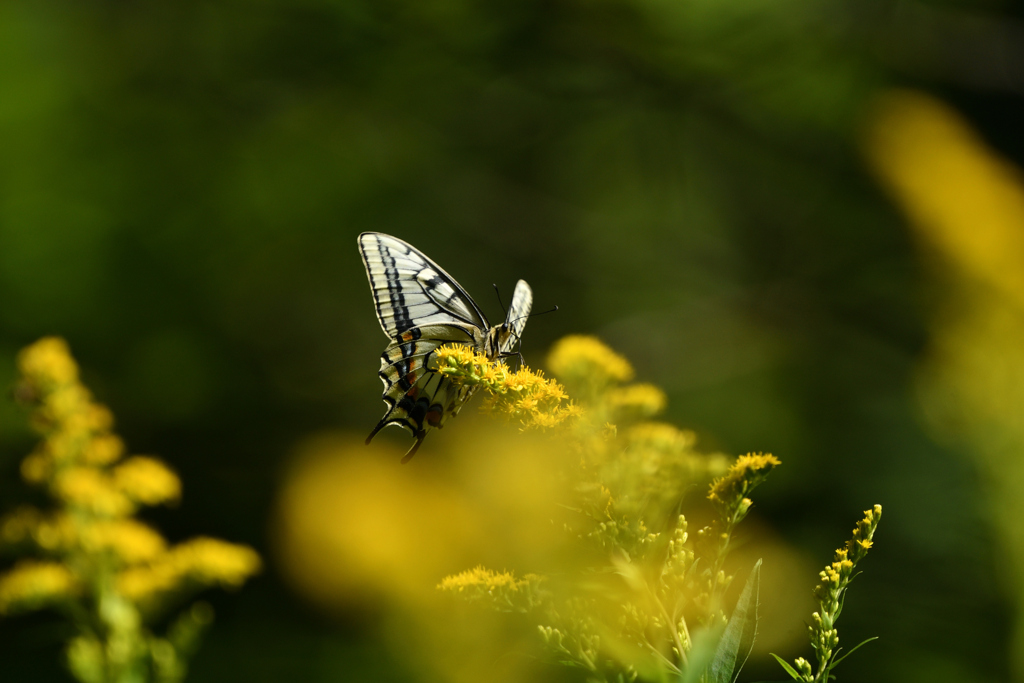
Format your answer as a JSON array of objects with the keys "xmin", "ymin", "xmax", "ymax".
[
  {"xmin": 512, "ymin": 333, "xmax": 526, "ymax": 369},
  {"xmin": 496, "ymin": 349, "xmax": 526, "ymax": 371}
]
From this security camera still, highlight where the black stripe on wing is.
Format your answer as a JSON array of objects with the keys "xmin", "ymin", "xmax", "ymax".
[
  {"xmin": 366, "ymin": 364, "xmax": 476, "ymax": 463},
  {"xmin": 358, "ymin": 232, "xmax": 490, "ymax": 338}
]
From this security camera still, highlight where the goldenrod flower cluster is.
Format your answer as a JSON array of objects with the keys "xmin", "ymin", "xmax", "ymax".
[
  {"xmin": 708, "ymin": 452, "xmax": 782, "ymax": 521},
  {"xmin": 547, "ymin": 334, "xmax": 634, "ymax": 390},
  {"xmin": 0, "ymin": 337, "xmax": 260, "ymax": 683},
  {"xmin": 554, "ymin": 338, "xmax": 731, "ymax": 536},
  {"xmin": 0, "ymin": 560, "xmax": 76, "ymax": 614},
  {"xmin": 439, "ymin": 336, "xmax": 780, "ymax": 681},
  {"xmin": 437, "ymin": 566, "xmax": 543, "ymax": 612},
  {"xmin": 777, "ymin": 505, "xmax": 882, "ymax": 683},
  {"xmin": 439, "ymin": 336, "xmax": 883, "ymax": 683},
  {"xmin": 435, "ymin": 344, "xmax": 583, "ymax": 429}
]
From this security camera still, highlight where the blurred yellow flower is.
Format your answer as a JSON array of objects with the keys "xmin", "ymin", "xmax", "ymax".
[
  {"xmin": 434, "ymin": 336, "xmax": 803, "ymax": 680},
  {"xmin": 866, "ymin": 89, "xmax": 1024, "ymax": 309},
  {"xmin": 20, "ymin": 451, "xmax": 52, "ymax": 484},
  {"xmin": 547, "ymin": 334, "xmax": 634, "ymax": 387},
  {"xmin": 81, "ymin": 519, "xmax": 167, "ymax": 565},
  {"xmin": 0, "ymin": 509, "xmax": 76, "ymax": 552},
  {"xmin": 0, "ymin": 561, "xmax": 77, "ymax": 614},
  {"xmin": 17, "ymin": 336, "xmax": 79, "ymax": 387},
  {"xmin": 172, "ymin": 537, "xmax": 262, "ymax": 588},
  {"xmin": 438, "ymin": 566, "xmax": 545, "ymax": 613},
  {"xmin": 119, "ymin": 538, "xmax": 261, "ymax": 604},
  {"xmin": 438, "ymin": 566, "xmax": 528, "ymax": 593},
  {"xmin": 47, "ymin": 385, "xmax": 94, "ymax": 424},
  {"xmin": 605, "ymin": 383, "xmax": 667, "ymax": 418},
  {"xmin": 274, "ymin": 434, "xmax": 489, "ymax": 609},
  {"xmin": 81, "ymin": 434, "xmax": 125, "ymax": 466},
  {"xmin": 118, "ymin": 563, "xmax": 179, "ymax": 603},
  {"xmin": 865, "ymin": 88, "xmax": 1024, "ymax": 674},
  {"xmin": 0, "ymin": 336, "xmax": 260, "ymax": 682},
  {"xmin": 52, "ymin": 468, "xmax": 135, "ymax": 517},
  {"xmin": 113, "ymin": 456, "xmax": 181, "ymax": 506},
  {"xmin": 626, "ymin": 422, "xmax": 696, "ymax": 450}
]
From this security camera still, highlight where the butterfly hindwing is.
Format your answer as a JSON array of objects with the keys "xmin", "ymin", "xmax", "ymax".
[
  {"xmin": 358, "ymin": 233, "xmax": 489, "ymax": 337},
  {"xmin": 368, "ymin": 324, "xmax": 481, "ymax": 462}
]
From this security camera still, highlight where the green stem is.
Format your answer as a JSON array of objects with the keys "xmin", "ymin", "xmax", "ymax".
[{"xmin": 650, "ymin": 586, "xmax": 688, "ymax": 668}]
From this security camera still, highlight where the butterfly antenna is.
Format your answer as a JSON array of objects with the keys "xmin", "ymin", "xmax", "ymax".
[
  {"xmin": 493, "ymin": 283, "xmax": 506, "ymax": 311},
  {"xmin": 509, "ymin": 304, "xmax": 559, "ymax": 326}
]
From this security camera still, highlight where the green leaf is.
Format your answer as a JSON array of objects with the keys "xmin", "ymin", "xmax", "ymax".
[
  {"xmin": 768, "ymin": 653, "xmax": 801, "ymax": 680},
  {"xmin": 680, "ymin": 625, "xmax": 725, "ymax": 683},
  {"xmin": 830, "ymin": 636, "xmax": 878, "ymax": 668},
  {"xmin": 705, "ymin": 559, "xmax": 762, "ymax": 683}
]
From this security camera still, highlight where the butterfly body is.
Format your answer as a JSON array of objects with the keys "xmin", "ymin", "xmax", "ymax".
[{"xmin": 358, "ymin": 232, "xmax": 532, "ymax": 461}]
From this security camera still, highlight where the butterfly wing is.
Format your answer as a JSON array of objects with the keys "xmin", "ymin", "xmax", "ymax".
[
  {"xmin": 359, "ymin": 232, "xmax": 495, "ymax": 461},
  {"xmin": 358, "ymin": 232, "xmax": 490, "ymax": 337},
  {"xmin": 500, "ymin": 279, "xmax": 533, "ymax": 355},
  {"xmin": 368, "ymin": 324, "xmax": 481, "ymax": 462}
]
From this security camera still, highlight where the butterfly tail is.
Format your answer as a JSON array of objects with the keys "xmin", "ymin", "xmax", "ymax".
[
  {"xmin": 365, "ymin": 420, "xmax": 387, "ymax": 445},
  {"xmin": 365, "ymin": 419, "xmax": 427, "ymax": 464},
  {"xmin": 400, "ymin": 431, "xmax": 427, "ymax": 464}
]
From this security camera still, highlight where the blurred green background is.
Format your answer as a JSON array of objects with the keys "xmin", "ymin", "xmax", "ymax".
[{"xmin": 2, "ymin": 0, "xmax": 1024, "ymax": 681}]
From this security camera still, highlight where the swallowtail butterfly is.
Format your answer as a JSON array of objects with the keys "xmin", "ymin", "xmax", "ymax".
[{"xmin": 358, "ymin": 232, "xmax": 533, "ymax": 462}]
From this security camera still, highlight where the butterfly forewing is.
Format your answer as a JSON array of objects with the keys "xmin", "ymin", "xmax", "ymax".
[
  {"xmin": 359, "ymin": 233, "xmax": 489, "ymax": 337},
  {"xmin": 358, "ymin": 232, "xmax": 532, "ymax": 461}
]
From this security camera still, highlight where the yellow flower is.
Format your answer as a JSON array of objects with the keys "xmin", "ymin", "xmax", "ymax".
[
  {"xmin": 626, "ymin": 423, "xmax": 697, "ymax": 456},
  {"xmin": 82, "ymin": 434, "xmax": 125, "ymax": 466},
  {"xmin": 481, "ymin": 363, "xmax": 506, "ymax": 384},
  {"xmin": 31, "ymin": 513, "xmax": 77, "ymax": 552},
  {"xmin": 171, "ymin": 537, "xmax": 262, "ymax": 588},
  {"xmin": 0, "ymin": 508, "xmax": 38, "ymax": 546},
  {"xmin": 20, "ymin": 451, "xmax": 53, "ymax": 484},
  {"xmin": 435, "ymin": 343, "xmax": 482, "ymax": 368},
  {"xmin": 45, "ymin": 385, "xmax": 95, "ymax": 424},
  {"xmin": 118, "ymin": 562, "xmax": 181, "ymax": 602},
  {"xmin": 845, "ymin": 505, "xmax": 882, "ymax": 563},
  {"xmin": 81, "ymin": 520, "xmax": 167, "ymax": 565},
  {"xmin": 52, "ymin": 468, "xmax": 134, "ymax": 517},
  {"xmin": 118, "ymin": 537, "xmax": 261, "ymax": 603},
  {"xmin": 85, "ymin": 404, "xmax": 114, "ymax": 432},
  {"xmin": 438, "ymin": 565, "xmax": 529, "ymax": 593},
  {"xmin": 708, "ymin": 453, "xmax": 781, "ymax": 511},
  {"xmin": 113, "ymin": 456, "xmax": 181, "ymax": 506},
  {"xmin": 547, "ymin": 335, "xmax": 634, "ymax": 385},
  {"xmin": 436, "ymin": 344, "xmax": 581, "ymax": 431},
  {"xmin": 0, "ymin": 561, "xmax": 77, "ymax": 614},
  {"xmin": 17, "ymin": 337, "xmax": 79, "ymax": 388},
  {"xmin": 606, "ymin": 383, "xmax": 667, "ymax": 418},
  {"xmin": 0, "ymin": 508, "xmax": 75, "ymax": 552}
]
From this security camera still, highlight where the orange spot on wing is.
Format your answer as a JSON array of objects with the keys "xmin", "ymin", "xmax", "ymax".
[{"xmin": 425, "ymin": 410, "xmax": 442, "ymax": 427}]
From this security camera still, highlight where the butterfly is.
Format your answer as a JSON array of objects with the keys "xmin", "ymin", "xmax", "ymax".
[{"xmin": 358, "ymin": 232, "xmax": 533, "ymax": 462}]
